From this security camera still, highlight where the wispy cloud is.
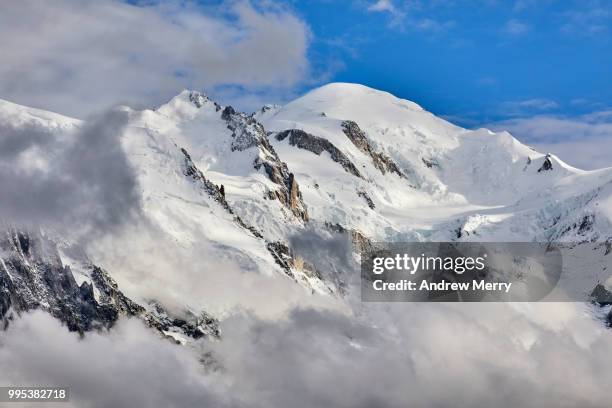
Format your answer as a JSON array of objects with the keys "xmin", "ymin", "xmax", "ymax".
[
  {"xmin": 561, "ymin": 4, "xmax": 611, "ymax": 36},
  {"xmin": 503, "ymin": 18, "xmax": 531, "ymax": 35},
  {"xmin": 366, "ymin": 0, "xmax": 407, "ymax": 27},
  {"xmin": 499, "ymin": 98, "xmax": 559, "ymax": 117},
  {"xmin": 367, "ymin": 0, "xmax": 396, "ymax": 13}
]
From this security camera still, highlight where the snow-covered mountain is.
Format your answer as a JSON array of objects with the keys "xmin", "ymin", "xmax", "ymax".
[{"xmin": 1, "ymin": 83, "xmax": 612, "ymax": 334}]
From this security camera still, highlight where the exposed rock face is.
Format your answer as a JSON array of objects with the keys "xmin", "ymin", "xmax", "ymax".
[
  {"xmin": 0, "ymin": 229, "xmax": 143, "ymax": 333},
  {"xmin": 145, "ymin": 301, "xmax": 220, "ymax": 343},
  {"xmin": 266, "ymin": 241, "xmax": 321, "ymax": 281},
  {"xmin": 181, "ymin": 147, "xmax": 264, "ymax": 238},
  {"xmin": 0, "ymin": 229, "xmax": 221, "ymax": 340},
  {"xmin": 341, "ymin": 120, "xmax": 404, "ymax": 178},
  {"xmin": 266, "ymin": 241, "xmax": 294, "ymax": 277},
  {"xmin": 357, "ymin": 190, "xmax": 375, "ymax": 209},
  {"xmin": 324, "ymin": 222, "xmax": 374, "ymax": 255},
  {"xmin": 221, "ymin": 107, "xmax": 308, "ymax": 222},
  {"xmin": 181, "ymin": 146, "xmax": 317, "ymax": 284},
  {"xmin": 288, "ymin": 173, "xmax": 302, "ymax": 215},
  {"xmin": 422, "ymin": 157, "xmax": 439, "ymax": 168},
  {"xmin": 181, "ymin": 147, "xmax": 234, "ymax": 213},
  {"xmin": 276, "ymin": 129, "xmax": 362, "ymax": 178},
  {"xmin": 538, "ymin": 154, "xmax": 553, "ymax": 172},
  {"xmin": 188, "ymin": 91, "xmax": 207, "ymax": 108},
  {"xmin": 591, "ymin": 284, "xmax": 612, "ymax": 327}
]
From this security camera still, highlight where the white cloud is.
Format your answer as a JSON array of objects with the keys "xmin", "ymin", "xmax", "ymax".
[
  {"xmin": 504, "ymin": 19, "xmax": 531, "ymax": 35},
  {"xmin": 562, "ymin": 5, "xmax": 611, "ymax": 36},
  {"xmin": 368, "ymin": 0, "xmax": 396, "ymax": 13},
  {"xmin": 0, "ymin": 0, "xmax": 311, "ymax": 117},
  {"xmin": 489, "ymin": 111, "xmax": 612, "ymax": 170},
  {"xmin": 0, "ymin": 311, "xmax": 228, "ymax": 408},
  {"xmin": 500, "ymin": 98, "xmax": 559, "ymax": 116},
  {"xmin": 5, "ymin": 301, "xmax": 612, "ymax": 408},
  {"xmin": 0, "ymin": 109, "xmax": 141, "ymax": 237}
]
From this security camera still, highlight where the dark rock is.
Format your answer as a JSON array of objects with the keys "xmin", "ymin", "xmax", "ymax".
[
  {"xmin": 422, "ymin": 158, "xmax": 439, "ymax": 168},
  {"xmin": 266, "ymin": 242, "xmax": 294, "ymax": 277},
  {"xmin": 591, "ymin": 284, "xmax": 612, "ymax": 306},
  {"xmin": 578, "ymin": 214, "xmax": 595, "ymax": 235},
  {"xmin": 145, "ymin": 301, "xmax": 220, "ymax": 342},
  {"xmin": 276, "ymin": 129, "xmax": 362, "ymax": 178},
  {"xmin": 220, "ymin": 108, "xmax": 309, "ymax": 221},
  {"xmin": 538, "ymin": 154, "xmax": 553, "ymax": 172},
  {"xmin": 324, "ymin": 222, "xmax": 374, "ymax": 254},
  {"xmin": 221, "ymin": 106, "xmax": 236, "ymax": 121},
  {"xmin": 180, "ymin": 147, "xmax": 265, "ymax": 238},
  {"xmin": 188, "ymin": 91, "xmax": 207, "ymax": 108},
  {"xmin": 357, "ymin": 190, "xmax": 375, "ymax": 209},
  {"xmin": 341, "ymin": 121, "xmax": 404, "ymax": 178},
  {"xmin": 0, "ymin": 229, "xmax": 220, "ymax": 341},
  {"xmin": 0, "ymin": 229, "xmax": 143, "ymax": 333}
]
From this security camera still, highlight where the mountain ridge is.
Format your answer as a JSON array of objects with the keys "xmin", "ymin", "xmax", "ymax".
[{"xmin": 1, "ymin": 83, "xmax": 612, "ymax": 334}]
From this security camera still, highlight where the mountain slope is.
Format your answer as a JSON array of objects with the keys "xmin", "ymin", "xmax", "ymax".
[
  {"xmin": 260, "ymin": 83, "xmax": 612, "ymax": 243},
  {"xmin": 1, "ymin": 83, "xmax": 612, "ymax": 332}
]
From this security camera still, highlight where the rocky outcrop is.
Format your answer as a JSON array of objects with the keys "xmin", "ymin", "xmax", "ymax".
[
  {"xmin": 341, "ymin": 121, "xmax": 404, "ymax": 178},
  {"xmin": 538, "ymin": 154, "xmax": 553, "ymax": 172},
  {"xmin": 221, "ymin": 107, "xmax": 308, "ymax": 222},
  {"xmin": 324, "ymin": 222, "xmax": 374, "ymax": 255},
  {"xmin": 145, "ymin": 301, "xmax": 220, "ymax": 343},
  {"xmin": 422, "ymin": 158, "xmax": 440, "ymax": 168},
  {"xmin": 591, "ymin": 284, "xmax": 612, "ymax": 327},
  {"xmin": 266, "ymin": 241, "xmax": 322, "ymax": 281},
  {"xmin": 181, "ymin": 147, "xmax": 264, "ymax": 238},
  {"xmin": 181, "ymin": 147, "xmax": 234, "ymax": 213},
  {"xmin": 181, "ymin": 147, "xmax": 320, "ymax": 284},
  {"xmin": 357, "ymin": 190, "xmax": 375, "ymax": 210},
  {"xmin": 0, "ymin": 229, "xmax": 143, "ymax": 333},
  {"xmin": 276, "ymin": 129, "xmax": 362, "ymax": 178},
  {"xmin": 0, "ymin": 229, "xmax": 220, "ymax": 340},
  {"xmin": 266, "ymin": 241, "xmax": 294, "ymax": 277}
]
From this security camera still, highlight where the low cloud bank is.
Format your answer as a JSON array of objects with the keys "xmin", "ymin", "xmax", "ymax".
[{"xmin": 3, "ymin": 301, "xmax": 612, "ymax": 408}]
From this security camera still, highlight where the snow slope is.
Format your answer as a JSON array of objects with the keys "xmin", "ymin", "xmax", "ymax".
[{"xmin": 260, "ymin": 83, "xmax": 612, "ymax": 243}]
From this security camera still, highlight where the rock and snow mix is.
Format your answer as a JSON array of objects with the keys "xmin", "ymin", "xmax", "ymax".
[{"xmin": 1, "ymin": 83, "xmax": 612, "ymax": 407}]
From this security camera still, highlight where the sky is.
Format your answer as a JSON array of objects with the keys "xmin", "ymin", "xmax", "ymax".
[{"xmin": 0, "ymin": 0, "xmax": 610, "ymax": 168}]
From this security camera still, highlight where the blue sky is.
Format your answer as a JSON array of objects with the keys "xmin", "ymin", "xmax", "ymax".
[
  {"xmin": 1, "ymin": 0, "xmax": 610, "ymax": 168},
  {"xmin": 288, "ymin": 0, "xmax": 612, "ymax": 126}
]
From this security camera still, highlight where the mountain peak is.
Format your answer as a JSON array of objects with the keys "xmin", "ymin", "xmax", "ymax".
[
  {"xmin": 301, "ymin": 82, "xmax": 423, "ymax": 110},
  {"xmin": 155, "ymin": 89, "xmax": 221, "ymax": 119}
]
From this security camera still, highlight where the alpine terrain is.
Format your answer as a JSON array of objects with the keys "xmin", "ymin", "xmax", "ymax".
[{"xmin": 2, "ymin": 83, "xmax": 612, "ymax": 347}]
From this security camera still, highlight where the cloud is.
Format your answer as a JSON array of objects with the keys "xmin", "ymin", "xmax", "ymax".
[
  {"xmin": 0, "ymin": 311, "xmax": 228, "ymax": 408},
  {"xmin": 202, "ymin": 302, "xmax": 612, "ymax": 408},
  {"xmin": 488, "ymin": 110, "xmax": 612, "ymax": 170},
  {"xmin": 500, "ymin": 98, "xmax": 559, "ymax": 116},
  {"xmin": 503, "ymin": 19, "xmax": 531, "ymax": 35},
  {"xmin": 0, "ymin": 0, "xmax": 311, "ymax": 117},
  {"xmin": 86, "ymin": 221, "xmax": 346, "ymax": 320},
  {"xmin": 0, "ymin": 108, "xmax": 141, "ymax": 236},
  {"xmin": 365, "ymin": 0, "xmax": 408, "ymax": 27},
  {"xmin": 368, "ymin": 0, "xmax": 396, "ymax": 13},
  {"xmin": 5, "ymin": 300, "xmax": 612, "ymax": 408},
  {"xmin": 561, "ymin": 4, "xmax": 611, "ymax": 36}
]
